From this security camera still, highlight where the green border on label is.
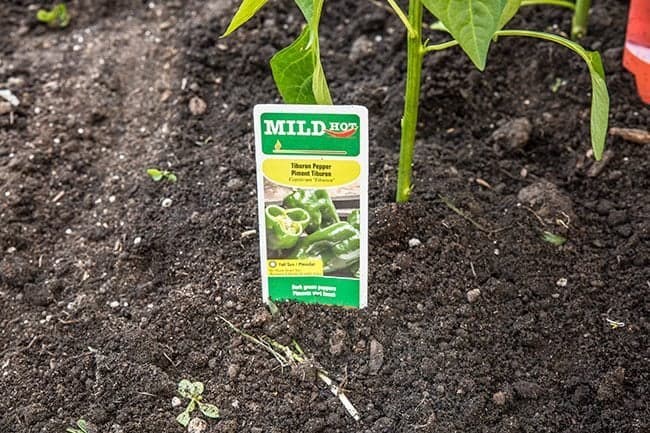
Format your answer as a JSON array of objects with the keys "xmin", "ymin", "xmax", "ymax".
[
  {"xmin": 269, "ymin": 276, "xmax": 360, "ymax": 308},
  {"xmin": 261, "ymin": 112, "xmax": 361, "ymax": 156}
]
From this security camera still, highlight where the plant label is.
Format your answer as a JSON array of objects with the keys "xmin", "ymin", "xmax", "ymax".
[{"xmin": 254, "ymin": 104, "xmax": 368, "ymax": 308}]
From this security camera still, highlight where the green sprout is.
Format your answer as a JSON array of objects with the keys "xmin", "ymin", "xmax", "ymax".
[
  {"xmin": 550, "ymin": 77, "xmax": 567, "ymax": 93},
  {"xmin": 542, "ymin": 231, "xmax": 567, "ymax": 246},
  {"xmin": 175, "ymin": 380, "xmax": 220, "ymax": 427},
  {"xmin": 147, "ymin": 168, "xmax": 177, "ymax": 183},
  {"xmin": 36, "ymin": 3, "xmax": 70, "ymax": 28},
  {"xmin": 65, "ymin": 419, "xmax": 88, "ymax": 433}
]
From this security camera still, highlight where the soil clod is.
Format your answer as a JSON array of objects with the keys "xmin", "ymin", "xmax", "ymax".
[
  {"xmin": 491, "ymin": 117, "xmax": 532, "ymax": 153},
  {"xmin": 512, "ymin": 381, "xmax": 543, "ymax": 400}
]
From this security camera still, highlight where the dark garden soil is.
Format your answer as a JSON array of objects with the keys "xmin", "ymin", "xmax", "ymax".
[{"xmin": 1, "ymin": 0, "xmax": 649, "ymax": 432}]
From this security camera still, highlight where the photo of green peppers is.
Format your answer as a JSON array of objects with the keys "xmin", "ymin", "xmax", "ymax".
[
  {"xmin": 265, "ymin": 205, "xmax": 310, "ymax": 250},
  {"xmin": 283, "ymin": 189, "xmax": 340, "ymax": 233},
  {"xmin": 265, "ymin": 189, "xmax": 360, "ymax": 277}
]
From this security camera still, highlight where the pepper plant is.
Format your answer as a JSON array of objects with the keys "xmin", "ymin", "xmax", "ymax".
[{"xmin": 223, "ymin": 0, "xmax": 608, "ymax": 203}]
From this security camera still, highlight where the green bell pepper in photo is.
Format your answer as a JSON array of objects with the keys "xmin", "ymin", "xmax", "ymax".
[
  {"xmin": 347, "ymin": 209, "xmax": 360, "ymax": 230},
  {"xmin": 283, "ymin": 189, "xmax": 340, "ymax": 233},
  {"xmin": 265, "ymin": 205, "xmax": 310, "ymax": 251},
  {"xmin": 290, "ymin": 222, "xmax": 360, "ymax": 275}
]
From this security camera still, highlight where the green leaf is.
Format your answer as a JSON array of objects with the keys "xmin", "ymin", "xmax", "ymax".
[
  {"xmin": 36, "ymin": 3, "xmax": 70, "ymax": 28},
  {"xmin": 270, "ymin": 1, "xmax": 331, "ymax": 104},
  {"xmin": 422, "ymin": 0, "xmax": 507, "ymax": 70},
  {"xmin": 147, "ymin": 168, "xmax": 163, "ymax": 181},
  {"xmin": 498, "ymin": 0, "xmax": 521, "ymax": 29},
  {"xmin": 222, "ymin": 0, "xmax": 269, "ymax": 37},
  {"xmin": 584, "ymin": 51, "xmax": 609, "ymax": 160},
  {"xmin": 271, "ymin": 27, "xmax": 321, "ymax": 104},
  {"xmin": 294, "ymin": 0, "xmax": 315, "ymax": 25},
  {"xmin": 542, "ymin": 231, "xmax": 567, "ymax": 246},
  {"xmin": 176, "ymin": 410, "xmax": 191, "ymax": 427},
  {"xmin": 76, "ymin": 420, "xmax": 88, "ymax": 433},
  {"xmin": 497, "ymin": 30, "xmax": 609, "ymax": 160},
  {"xmin": 198, "ymin": 402, "xmax": 221, "ymax": 419},
  {"xmin": 192, "ymin": 381, "xmax": 204, "ymax": 396},
  {"xmin": 178, "ymin": 379, "xmax": 194, "ymax": 398},
  {"xmin": 166, "ymin": 172, "xmax": 178, "ymax": 183}
]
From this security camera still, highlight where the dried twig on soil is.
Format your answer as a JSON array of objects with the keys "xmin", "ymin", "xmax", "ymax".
[
  {"xmin": 219, "ymin": 316, "xmax": 361, "ymax": 421},
  {"xmin": 609, "ymin": 127, "xmax": 650, "ymax": 144}
]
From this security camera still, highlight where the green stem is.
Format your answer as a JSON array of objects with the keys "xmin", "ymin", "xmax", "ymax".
[
  {"xmin": 422, "ymin": 39, "xmax": 459, "ymax": 54},
  {"xmin": 495, "ymin": 29, "xmax": 588, "ymax": 63},
  {"xmin": 386, "ymin": 0, "xmax": 417, "ymax": 38},
  {"xmin": 396, "ymin": 0, "xmax": 424, "ymax": 203},
  {"xmin": 521, "ymin": 0, "xmax": 576, "ymax": 10},
  {"xmin": 571, "ymin": 0, "xmax": 591, "ymax": 39}
]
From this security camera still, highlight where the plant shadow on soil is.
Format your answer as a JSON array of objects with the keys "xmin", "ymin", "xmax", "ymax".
[{"xmin": 0, "ymin": 0, "xmax": 648, "ymax": 432}]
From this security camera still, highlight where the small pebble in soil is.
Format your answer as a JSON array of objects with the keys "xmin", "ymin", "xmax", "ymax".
[
  {"xmin": 133, "ymin": 236, "xmax": 142, "ymax": 245},
  {"xmin": 161, "ymin": 198, "xmax": 172, "ymax": 208},
  {"xmin": 369, "ymin": 338, "xmax": 384, "ymax": 375},
  {"xmin": 349, "ymin": 35, "xmax": 373, "ymax": 62},
  {"xmin": 226, "ymin": 177, "xmax": 244, "ymax": 190},
  {"xmin": 466, "ymin": 289, "xmax": 481, "ymax": 303},
  {"xmin": 171, "ymin": 396, "xmax": 181, "ymax": 407},
  {"xmin": 109, "ymin": 300, "xmax": 120, "ymax": 308},
  {"xmin": 408, "ymin": 238, "xmax": 422, "ymax": 248},
  {"xmin": 556, "ymin": 278, "xmax": 568, "ymax": 287},
  {"xmin": 187, "ymin": 417, "xmax": 207, "ymax": 433},
  {"xmin": 227, "ymin": 363, "xmax": 240, "ymax": 380},
  {"xmin": 492, "ymin": 391, "xmax": 507, "ymax": 406},
  {"xmin": 189, "ymin": 96, "xmax": 207, "ymax": 116}
]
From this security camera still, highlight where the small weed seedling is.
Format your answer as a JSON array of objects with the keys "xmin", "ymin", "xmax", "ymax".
[
  {"xmin": 223, "ymin": 0, "xmax": 609, "ymax": 203},
  {"xmin": 65, "ymin": 419, "xmax": 88, "ymax": 433},
  {"xmin": 175, "ymin": 380, "xmax": 220, "ymax": 427},
  {"xmin": 147, "ymin": 168, "xmax": 177, "ymax": 183},
  {"xmin": 220, "ymin": 316, "xmax": 361, "ymax": 421},
  {"xmin": 542, "ymin": 231, "xmax": 567, "ymax": 246},
  {"xmin": 36, "ymin": 3, "xmax": 70, "ymax": 28}
]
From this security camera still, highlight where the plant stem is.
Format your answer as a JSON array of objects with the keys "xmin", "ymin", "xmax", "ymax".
[
  {"xmin": 395, "ymin": 0, "xmax": 424, "ymax": 203},
  {"xmin": 571, "ymin": 0, "xmax": 591, "ymax": 39},
  {"xmin": 495, "ymin": 29, "xmax": 588, "ymax": 63},
  {"xmin": 386, "ymin": 0, "xmax": 417, "ymax": 38},
  {"xmin": 521, "ymin": 0, "xmax": 576, "ymax": 10},
  {"xmin": 423, "ymin": 39, "xmax": 459, "ymax": 53}
]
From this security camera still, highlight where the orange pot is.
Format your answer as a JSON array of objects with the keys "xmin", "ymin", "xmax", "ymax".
[{"xmin": 623, "ymin": 0, "xmax": 650, "ymax": 103}]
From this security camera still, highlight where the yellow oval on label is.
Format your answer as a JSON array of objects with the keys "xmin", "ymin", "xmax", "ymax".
[{"xmin": 263, "ymin": 159, "xmax": 361, "ymax": 188}]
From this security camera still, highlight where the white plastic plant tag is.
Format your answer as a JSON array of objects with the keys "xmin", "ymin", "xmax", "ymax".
[{"xmin": 254, "ymin": 104, "xmax": 368, "ymax": 308}]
